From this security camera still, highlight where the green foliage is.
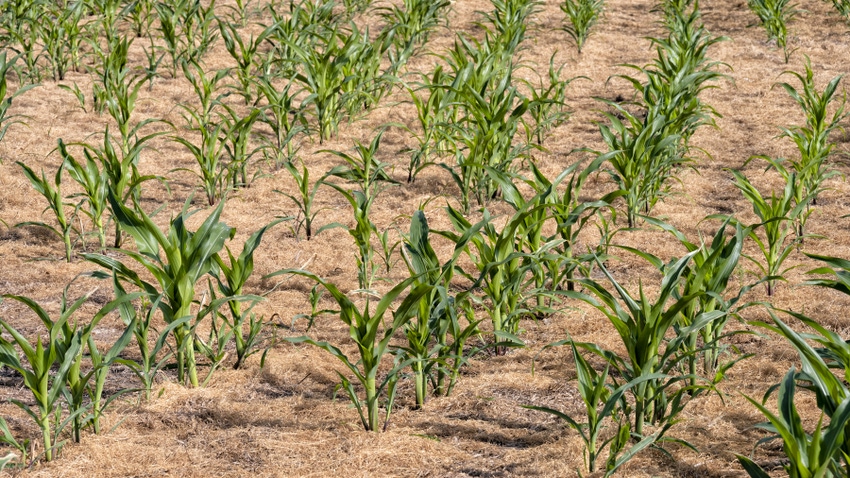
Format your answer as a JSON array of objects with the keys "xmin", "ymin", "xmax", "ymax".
[
  {"xmin": 643, "ymin": 217, "xmax": 749, "ymax": 385},
  {"xmin": 15, "ymin": 161, "xmax": 74, "ymax": 261},
  {"xmin": 567, "ymin": 252, "xmax": 722, "ymax": 437},
  {"xmin": 0, "ymin": 287, "xmax": 138, "ymax": 461},
  {"xmin": 271, "ymin": 270, "xmax": 431, "ymax": 431},
  {"xmin": 748, "ymin": 0, "xmax": 798, "ymax": 62},
  {"xmin": 211, "ymin": 219, "xmax": 283, "ymax": 369},
  {"xmin": 276, "ymin": 161, "xmax": 339, "ymax": 241},
  {"xmin": 84, "ymin": 195, "xmax": 235, "ymax": 387},
  {"xmin": 727, "ymin": 169, "xmax": 807, "ymax": 296},
  {"xmin": 774, "ymin": 57, "xmax": 846, "ymax": 209},
  {"xmin": 561, "ymin": 0, "xmax": 604, "ymax": 53},
  {"xmin": 526, "ymin": 341, "xmax": 666, "ymax": 476},
  {"xmin": 399, "ymin": 210, "xmax": 483, "ymax": 406},
  {"xmin": 0, "ymin": 52, "xmax": 35, "ymax": 157}
]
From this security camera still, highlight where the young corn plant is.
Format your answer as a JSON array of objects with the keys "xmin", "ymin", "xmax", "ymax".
[
  {"xmin": 748, "ymin": 0, "xmax": 798, "ymax": 63},
  {"xmin": 322, "ymin": 128, "xmax": 397, "ymax": 204},
  {"xmin": 522, "ymin": 56, "xmax": 578, "ymax": 146},
  {"xmin": 774, "ymin": 57, "xmax": 847, "ymax": 209},
  {"xmin": 254, "ymin": 76, "xmax": 307, "ymax": 169},
  {"xmin": 8, "ymin": 10, "xmax": 42, "ymax": 84},
  {"xmin": 441, "ymin": 203, "xmax": 554, "ymax": 349},
  {"xmin": 83, "ymin": 195, "xmax": 235, "ymax": 388},
  {"xmin": 739, "ymin": 307, "xmax": 850, "ymax": 477},
  {"xmin": 439, "ymin": 72, "xmax": 530, "ymax": 213},
  {"xmin": 59, "ymin": 140, "xmax": 109, "ymax": 250},
  {"xmin": 399, "ymin": 66, "xmax": 457, "ymax": 183},
  {"xmin": 218, "ymin": 20, "xmax": 279, "ymax": 104},
  {"xmin": 78, "ymin": 127, "xmax": 165, "ymax": 248},
  {"xmin": 0, "ymin": 52, "xmax": 36, "ymax": 157},
  {"xmin": 37, "ymin": 2, "xmax": 80, "ymax": 81},
  {"xmin": 642, "ymin": 217, "xmax": 749, "ymax": 385},
  {"xmin": 286, "ymin": 25, "xmax": 358, "ymax": 143},
  {"xmin": 127, "ymin": 0, "xmax": 155, "ymax": 37},
  {"xmin": 275, "ymin": 161, "xmax": 339, "ymax": 241},
  {"xmin": 376, "ymin": 0, "xmax": 450, "ymax": 70},
  {"xmin": 567, "ymin": 251, "xmax": 723, "ymax": 437},
  {"xmin": 737, "ymin": 367, "xmax": 850, "ymax": 478},
  {"xmin": 561, "ymin": 0, "xmax": 604, "ymax": 53},
  {"xmin": 0, "ymin": 298, "xmax": 81, "ymax": 462},
  {"xmin": 220, "ymin": 105, "xmax": 262, "ymax": 190},
  {"xmin": 15, "ymin": 162, "xmax": 74, "ymax": 262},
  {"xmin": 398, "ymin": 210, "xmax": 484, "ymax": 407},
  {"xmin": 271, "ymin": 270, "xmax": 431, "ymax": 431},
  {"xmin": 728, "ymin": 169, "xmax": 807, "ymax": 296},
  {"xmin": 173, "ymin": 120, "xmax": 228, "ymax": 206},
  {"xmin": 525, "ymin": 341, "xmax": 666, "ymax": 476},
  {"xmin": 181, "ymin": 60, "xmax": 230, "ymax": 128},
  {"xmin": 596, "ymin": 104, "xmax": 684, "ymax": 228},
  {"xmin": 110, "ymin": 285, "xmax": 189, "ymax": 401},
  {"xmin": 211, "ymin": 218, "xmax": 283, "ymax": 369}
]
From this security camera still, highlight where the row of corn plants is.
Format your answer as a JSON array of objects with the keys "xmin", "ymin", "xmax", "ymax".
[{"xmin": 598, "ymin": 4, "xmax": 726, "ymax": 228}]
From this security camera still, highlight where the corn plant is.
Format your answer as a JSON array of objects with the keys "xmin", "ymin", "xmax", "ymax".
[
  {"xmin": 59, "ymin": 139, "xmax": 109, "ymax": 250},
  {"xmin": 567, "ymin": 252, "xmax": 723, "ymax": 437},
  {"xmin": 255, "ymin": 76, "xmax": 307, "ymax": 169},
  {"xmin": 224, "ymin": 0, "xmax": 256, "ymax": 26},
  {"xmin": 0, "ymin": 286, "xmax": 138, "ymax": 460},
  {"xmin": 322, "ymin": 128, "xmax": 397, "ymax": 204},
  {"xmin": 439, "ymin": 72, "xmax": 530, "ymax": 213},
  {"xmin": 641, "ymin": 217, "xmax": 750, "ymax": 386},
  {"xmin": 110, "ymin": 285, "xmax": 189, "ymax": 400},
  {"xmin": 181, "ymin": 59, "xmax": 229, "ymax": 127},
  {"xmin": 493, "ymin": 158, "xmax": 620, "ymax": 301},
  {"xmin": 38, "ymin": 2, "xmax": 83, "ymax": 81},
  {"xmin": 739, "ymin": 307, "xmax": 850, "ymax": 477},
  {"xmin": 525, "ymin": 341, "xmax": 666, "ymax": 476},
  {"xmin": 597, "ymin": 105, "xmax": 684, "ymax": 228},
  {"xmin": 398, "ymin": 66, "xmax": 457, "ymax": 183},
  {"xmin": 0, "ymin": 297, "xmax": 81, "ymax": 462},
  {"xmin": 89, "ymin": 0, "xmax": 126, "ymax": 43},
  {"xmin": 262, "ymin": 0, "xmax": 334, "ymax": 78},
  {"xmin": 376, "ymin": 0, "xmax": 450, "ymax": 69},
  {"xmin": 773, "ymin": 57, "xmax": 847, "ymax": 209},
  {"xmin": 748, "ymin": 0, "xmax": 798, "ymax": 63},
  {"xmin": 15, "ymin": 162, "xmax": 74, "ymax": 262},
  {"xmin": 127, "ymin": 0, "xmax": 155, "ymax": 37},
  {"xmin": 728, "ymin": 169, "xmax": 807, "ymax": 296},
  {"xmin": 218, "ymin": 20, "xmax": 279, "ymax": 104},
  {"xmin": 272, "ymin": 270, "xmax": 431, "ymax": 431},
  {"xmin": 275, "ymin": 161, "xmax": 339, "ymax": 241},
  {"xmin": 0, "ymin": 52, "xmax": 36, "ymax": 156},
  {"xmin": 220, "ymin": 105, "xmax": 262, "ymax": 189},
  {"xmin": 482, "ymin": 0, "xmax": 538, "ymax": 51},
  {"xmin": 90, "ymin": 34, "xmax": 131, "ymax": 116},
  {"xmin": 522, "ymin": 56, "xmax": 578, "ymax": 146},
  {"xmin": 399, "ymin": 210, "xmax": 485, "ymax": 407},
  {"xmin": 211, "ymin": 218, "xmax": 283, "ymax": 369},
  {"xmin": 441, "ymin": 203, "xmax": 555, "ymax": 349},
  {"xmin": 154, "ymin": 0, "xmax": 219, "ymax": 77},
  {"xmin": 173, "ymin": 120, "xmax": 228, "ymax": 206},
  {"xmin": 7, "ymin": 7, "xmax": 42, "ymax": 84},
  {"xmin": 561, "ymin": 0, "xmax": 604, "ymax": 53},
  {"xmin": 737, "ymin": 367, "xmax": 850, "ymax": 478},
  {"xmin": 78, "ymin": 127, "xmax": 165, "ymax": 248},
  {"xmin": 83, "ymin": 195, "xmax": 234, "ymax": 388},
  {"xmin": 286, "ymin": 25, "xmax": 358, "ymax": 143}
]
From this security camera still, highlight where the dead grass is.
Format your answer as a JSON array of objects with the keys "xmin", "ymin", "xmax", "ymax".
[{"xmin": 2, "ymin": 0, "xmax": 850, "ymax": 476}]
